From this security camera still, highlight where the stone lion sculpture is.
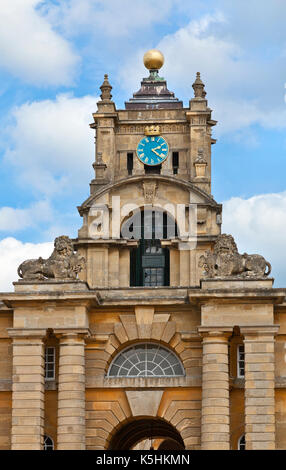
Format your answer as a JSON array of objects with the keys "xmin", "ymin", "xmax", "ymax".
[
  {"xmin": 199, "ymin": 234, "xmax": 271, "ymax": 278},
  {"xmin": 17, "ymin": 236, "xmax": 85, "ymax": 281}
]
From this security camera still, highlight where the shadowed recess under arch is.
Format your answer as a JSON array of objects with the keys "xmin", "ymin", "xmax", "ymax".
[{"xmin": 109, "ymin": 417, "xmax": 185, "ymax": 450}]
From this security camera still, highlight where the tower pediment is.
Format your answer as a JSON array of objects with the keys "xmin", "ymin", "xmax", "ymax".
[{"xmin": 78, "ymin": 175, "xmax": 221, "ymax": 216}]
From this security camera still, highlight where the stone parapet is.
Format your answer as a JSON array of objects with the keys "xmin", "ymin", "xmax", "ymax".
[
  {"xmin": 201, "ymin": 278, "xmax": 274, "ymax": 290},
  {"xmin": 13, "ymin": 280, "xmax": 89, "ymax": 293}
]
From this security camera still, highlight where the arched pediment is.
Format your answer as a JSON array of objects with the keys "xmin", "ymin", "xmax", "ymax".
[{"xmin": 78, "ymin": 175, "xmax": 221, "ymax": 215}]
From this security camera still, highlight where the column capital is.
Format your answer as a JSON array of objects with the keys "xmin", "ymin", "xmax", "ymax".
[
  {"xmin": 240, "ymin": 325, "xmax": 280, "ymax": 337},
  {"xmin": 54, "ymin": 328, "xmax": 91, "ymax": 340},
  {"xmin": 198, "ymin": 326, "xmax": 233, "ymax": 339},
  {"xmin": 7, "ymin": 328, "xmax": 47, "ymax": 340}
]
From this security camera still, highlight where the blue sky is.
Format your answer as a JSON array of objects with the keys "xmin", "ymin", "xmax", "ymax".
[{"xmin": 0, "ymin": 0, "xmax": 286, "ymax": 290}]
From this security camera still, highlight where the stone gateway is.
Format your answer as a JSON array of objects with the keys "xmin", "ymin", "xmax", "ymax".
[{"xmin": 0, "ymin": 50, "xmax": 285, "ymax": 451}]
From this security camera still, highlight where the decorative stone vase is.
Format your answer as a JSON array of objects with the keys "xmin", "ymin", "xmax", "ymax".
[{"xmin": 194, "ymin": 161, "xmax": 207, "ymax": 178}]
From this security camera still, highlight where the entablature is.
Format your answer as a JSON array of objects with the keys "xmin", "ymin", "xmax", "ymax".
[{"xmin": 2, "ymin": 284, "xmax": 285, "ymax": 308}]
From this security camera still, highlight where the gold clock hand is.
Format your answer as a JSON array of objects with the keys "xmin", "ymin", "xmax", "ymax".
[
  {"xmin": 151, "ymin": 149, "xmax": 162, "ymax": 157},
  {"xmin": 157, "ymin": 143, "xmax": 167, "ymax": 150}
]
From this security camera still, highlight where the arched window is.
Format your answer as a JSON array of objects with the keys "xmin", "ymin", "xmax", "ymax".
[
  {"xmin": 122, "ymin": 209, "xmax": 178, "ymax": 287},
  {"xmin": 238, "ymin": 434, "xmax": 245, "ymax": 450},
  {"xmin": 107, "ymin": 343, "xmax": 185, "ymax": 378},
  {"xmin": 44, "ymin": 435, "xmax": 54, "ymax": 451}
]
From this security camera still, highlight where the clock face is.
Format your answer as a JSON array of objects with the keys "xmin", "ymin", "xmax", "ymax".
[{"xmin": 136, "ymin": 135, "xmax": 169, "ymax": 166}]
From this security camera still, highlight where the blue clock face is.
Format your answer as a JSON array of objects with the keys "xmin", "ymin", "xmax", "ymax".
[{"xmin": 136, "ymin": 135, "xmax": 169, "ymax": 166}]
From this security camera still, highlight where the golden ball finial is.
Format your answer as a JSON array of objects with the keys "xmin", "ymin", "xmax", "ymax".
[{"xmin": 143, "ymin": 49, "xmax": 164, "ymax": 70}]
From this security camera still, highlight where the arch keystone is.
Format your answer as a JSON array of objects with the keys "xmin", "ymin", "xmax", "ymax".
[{"xmin": 126, "ymin": 390, "xmax": 163, "ymax": 417}]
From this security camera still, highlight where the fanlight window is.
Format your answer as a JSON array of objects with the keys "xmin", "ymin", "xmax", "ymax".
[{"xmin": 107, "ymin": 344, "xmax": 185, "ymax": 378}]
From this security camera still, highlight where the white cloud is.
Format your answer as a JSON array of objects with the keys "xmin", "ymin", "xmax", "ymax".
[
  {"xmin": 0, "ymin": 0, "xmax": 79, "ymax": 85},
  {"xmin": 44, "ymin": 0, "xmax": 178, "ymax": 38},
  {"xmin": 2, "ymin": 93, "xmax": 99, "ymax": 196},
  {"xmin": 0, "ymin": 238, "xmax": 53, "ymax": 292},
  {"xmin": 222, "ymin": 191, "xmax": 286, "ymax": 287},
  {"xmin": 218, "ymin": 0, "xmax": 286, "ymax": 47},
  {"xmin": 0, "ymin": 200, "xmax": 53, "ymax": 232}
]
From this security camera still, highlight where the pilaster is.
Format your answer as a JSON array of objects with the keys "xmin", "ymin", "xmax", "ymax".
[
  {"xmin": 56, "ymin": 329, "xmax": 89, "ymax": 450},
  {"xmin": 241, "ymin": 326, "xmax": 279, "ymax": 450},
  {"xmin": 8, "ymin": 328, "xmax": 46, "ymax": 450},
  {"xmin": 199, "ymin": 327, "xmax": 232, "ymax": 450}
]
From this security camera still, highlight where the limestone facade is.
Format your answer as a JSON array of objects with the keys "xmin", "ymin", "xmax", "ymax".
[{"xmin": 0, "ymin": 53, "xmax": 285, "ymax": 450}]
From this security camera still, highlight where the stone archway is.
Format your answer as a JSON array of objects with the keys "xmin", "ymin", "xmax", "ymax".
[{"xmin": 109, "ymin": 417, "xmax": 185, "ymax": 450}]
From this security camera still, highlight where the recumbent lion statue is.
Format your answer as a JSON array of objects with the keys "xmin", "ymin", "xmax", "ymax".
[
  {"xmin": 198, "ymin": 234, "xmax": 271, "ymax": 278},
  {"xmin": 17, "ymin": 236, "xmax": 85, "ymax": 281}
]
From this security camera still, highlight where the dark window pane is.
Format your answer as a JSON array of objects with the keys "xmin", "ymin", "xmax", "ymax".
[
  {"xmin": 172, "ymin": 152, "xmax": 179, "ymax": 174},
  {"xmin": 127, "ymin": 153, "xmax": 133, "ymax": 175},
  {"xmin": 173, "ymin": 364, "xmax": 184, "ymax": 375},
  {"xmin": 109, "ymin": 365, "xmax": 119, "ymax": 376}
]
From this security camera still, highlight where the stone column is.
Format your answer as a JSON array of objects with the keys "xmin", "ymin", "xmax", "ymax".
[
  {"xmin": 57, "ymin": 330, "xmax": 88, "ymax": 450},
  {"xmin": 241, "ymin": 326, "xmax": 279, "ymax": 450},
  {"xmin": 8, "ymin": 329, "xmax": 46, "ymax": 450},
  {"xmin": 199, "ymin": 328, "xmax": 232, "ymax": 450}
]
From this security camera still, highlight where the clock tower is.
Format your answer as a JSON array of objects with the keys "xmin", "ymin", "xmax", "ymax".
[{"xmin": 76, "ymin": 49, "xmax": 222, "ymax": 289}]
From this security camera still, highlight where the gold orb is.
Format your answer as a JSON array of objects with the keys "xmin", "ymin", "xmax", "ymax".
[{"xmin": 143, "ymin": 49, "xmax": 164, "ymax": 70}]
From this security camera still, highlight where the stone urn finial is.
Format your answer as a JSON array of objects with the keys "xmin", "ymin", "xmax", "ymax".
[
  {"xmin": 97, "ymin": 152, "xmax": 103, "ymax": 164},
  {"xmin": 194, "ymin": 149, "xmax": 207, "ymax": 178},
  {"xmin": 192, "ymin": 72, "xmax": 207, "ymax": 99},
  {"xmin": 100, "ymin": 74, "xmax": 112, "ymax": 101}
]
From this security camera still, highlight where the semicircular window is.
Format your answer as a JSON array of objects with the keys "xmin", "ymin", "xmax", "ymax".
[{"xmin": 107, "ymin": 343, "xmax": 185, "ymax": 378}]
